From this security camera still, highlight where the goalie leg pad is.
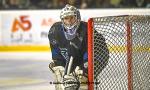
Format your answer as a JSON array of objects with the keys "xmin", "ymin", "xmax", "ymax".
[
  {"xmin": 49, "ymin": 65, "xmax": 65, "ymax": 90},
  {"xmin": 53, "ymin": 66, "xmax": 65, "ymax": 79}
]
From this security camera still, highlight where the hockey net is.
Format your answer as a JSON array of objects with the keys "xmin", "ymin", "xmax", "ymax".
[{"xmin": 88, "ymin": 15, "xmax": 150, "ymax": 90}]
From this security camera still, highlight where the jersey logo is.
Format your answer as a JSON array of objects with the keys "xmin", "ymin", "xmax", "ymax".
[{"xmin": 60, "ymin": 48, "xmax": 69, "ymax": 61}]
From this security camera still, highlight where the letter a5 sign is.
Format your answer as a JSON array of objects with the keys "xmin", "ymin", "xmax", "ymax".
[{"xmin": 12, "ymin": 16, "xmax": 32, "ymax": 32}]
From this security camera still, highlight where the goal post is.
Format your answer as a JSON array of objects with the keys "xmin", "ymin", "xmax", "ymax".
[
  {"xmin": 88, "ymin": 18, "xmax": 94, "ymax": 90},
  {"xmin": 88, "ymin": 15, "xmax": 150, "ymax": 90}
]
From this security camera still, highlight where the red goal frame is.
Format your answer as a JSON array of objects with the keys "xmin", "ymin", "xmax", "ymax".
[{"xmin": 87, "ymin": 17, "xmax": 133, "ymax": 90}]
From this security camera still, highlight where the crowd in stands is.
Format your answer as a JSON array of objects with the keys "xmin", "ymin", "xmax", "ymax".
[{"xmin": 0, "ymin": 0, "xmax": 150, "ymax": 10}]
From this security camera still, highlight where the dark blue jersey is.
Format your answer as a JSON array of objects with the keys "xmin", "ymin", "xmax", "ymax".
[{"xmin": 48, "ymin": 21, "xmax": 87, "ymax": 69}]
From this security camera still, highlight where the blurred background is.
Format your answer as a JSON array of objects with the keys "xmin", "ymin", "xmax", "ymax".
[
  {"xmin": 0, "ymin": 0, "xmax": 150, "ymax": 10},
  {"xmin": 0, "ymin": 0, "xmax": 150, "ymax": 90}
]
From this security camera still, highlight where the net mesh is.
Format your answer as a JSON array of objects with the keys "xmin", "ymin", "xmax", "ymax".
[{"xmin": 90, "ymin": 15, "xmax": 150, "ymax": 90}]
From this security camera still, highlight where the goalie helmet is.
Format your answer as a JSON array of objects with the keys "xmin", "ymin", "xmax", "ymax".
[{"xmin": 60, "ymin": 4, "xmax": 81, "ymax": 33}]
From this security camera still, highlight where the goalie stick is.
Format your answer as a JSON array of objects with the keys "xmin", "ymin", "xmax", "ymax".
[
  {"xmin": 64, "ymin": 56, "xmax": 73, "ymax": 75},
  {"xmin": 62, "ymin": 56, "xmax": 80, "ymax": 90}
]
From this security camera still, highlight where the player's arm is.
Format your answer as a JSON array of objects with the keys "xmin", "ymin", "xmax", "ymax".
[
  {"xmin": 82, "ymin": 30, "xmax": 88, "ymax": 75},
  {"xmin": 48, "ymin": 24, "xmax": 65, "ymax": 69},
  {"xmin": 50, "ymin": 44, "xmax": 66, "ymax": 67}
]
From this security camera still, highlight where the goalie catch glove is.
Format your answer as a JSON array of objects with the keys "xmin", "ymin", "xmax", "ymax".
[
  {"xmin": 62, "ymin": 74, "xmax": 80, "ymax": 90},
  {"xmin": 75, "ymin": 66, "xmax": 83, "ymax": 78},
  {"xmin": 75, "ymin": 66, "xmax": 88, "ymax": 90},
  {"xmin": 75, "ymin": 66, "xmax": 88, "ymax": 84}
]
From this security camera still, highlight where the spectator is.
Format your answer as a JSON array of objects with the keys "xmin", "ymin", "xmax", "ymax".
[
  {"xmin": 135, "ymin": 0, "xmax": 147, "ymax": 8},
  {"xmin": 80, "ymin": 0, "xmax": 88, "ymax": 9},
  {"xmin": 29, "ymin": 0, "xmax": 41, "ymax": 9},
  {"xmin": 52, "ymin": 0, "xmax": 66, "ymax": 9},
  {"xmin": 0, "ymin": 0, "xmax": 149, "ymax": 9},
  {"xmin": 67, "ymin": 0, "xmax": 81, "ymax": 8},
  {"xmin": 110, "ymin": 0, "xmax": 122, "ymax": 8},
  {"xmin": 4, "ymin": 0, "xmax": 21, "ymax": 9},
  {"xmin": 46, "ymin": 0, "xmax": 53, "ymax": 9},
  {"xmin": 146, "ymin": 1, "xmax": 150, "ymax": 8},
  {"xmin": 86, "ymin": 0, "xmax": 96, "ymax": 8},
  {"xmin": 0, "ymin": 0, "xmax": 2, "ymax": 9},
  {"xmin": 95, "ymin": 0, "xmax": 115, "ymax": 8},
  {"xmin": 120, "ymin": 0, "xmax": 136, "ymax": 8}
]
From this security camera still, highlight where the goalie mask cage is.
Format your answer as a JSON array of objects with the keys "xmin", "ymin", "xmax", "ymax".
[{"xmin": 88, "ymin": 15, "xmax": 150, "ymax": 90}]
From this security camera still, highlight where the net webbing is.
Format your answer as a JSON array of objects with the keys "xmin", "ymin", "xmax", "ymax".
[{"xmin": 89, "ymin": 15, "xmax": 150, "ymax": 90}]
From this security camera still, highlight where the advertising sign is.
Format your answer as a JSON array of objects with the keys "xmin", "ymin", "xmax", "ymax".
[{"xmin": 1, "ymin": 10, "xmax": 60, "ymax": 46}]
